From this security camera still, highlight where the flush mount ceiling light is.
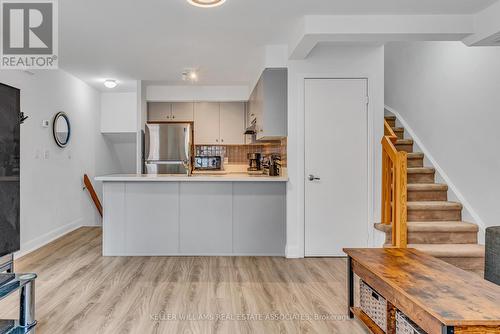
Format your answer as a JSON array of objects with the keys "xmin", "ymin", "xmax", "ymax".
[
  {"xmin": 187, "ymin": 0, "xmax": 226, "ymax": 8},
  {"xmin": 103, "ymin": 79, "xmax": 118, "ymax": 88}
]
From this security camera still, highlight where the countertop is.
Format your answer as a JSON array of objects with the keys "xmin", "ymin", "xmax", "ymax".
[{"xmin": 95, "ymin": 173, "xmax": 288, "ymax": 182}]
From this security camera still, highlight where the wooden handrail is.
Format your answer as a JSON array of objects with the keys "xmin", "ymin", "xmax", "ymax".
[
  {"xmin": 381, "ymin": 119, "xmax": 408, "ymax": 247},
  {"xmin": 84, "ymin": 174, "xmax": 103, "ymax": 217}
]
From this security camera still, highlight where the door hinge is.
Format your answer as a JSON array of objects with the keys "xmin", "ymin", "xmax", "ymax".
[{"xmin": 364, "ymin": 96, "xmax": 369, "ymax": 105}]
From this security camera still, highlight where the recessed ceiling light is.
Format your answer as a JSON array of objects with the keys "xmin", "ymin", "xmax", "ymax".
[
  {"xmin": 187, "ymin": 0, "xmax": 226, "ymax": 8},
  {"xmin": 104, "ymin": 79, "xmax": 118, "ymax": 88},
  {"xmin": 182, "ymin": 69, "xmax": 199, "ymax": 82}
]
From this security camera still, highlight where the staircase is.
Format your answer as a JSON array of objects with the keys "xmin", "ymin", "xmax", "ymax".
[{"xmin": 376, "ymin": 115, "xmax": 485, "ymax": 275}]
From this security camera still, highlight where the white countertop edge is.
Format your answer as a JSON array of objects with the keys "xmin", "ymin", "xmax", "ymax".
[{"xmin": 95, "ymin": 174, "xmax": 288, "ymax": 182}]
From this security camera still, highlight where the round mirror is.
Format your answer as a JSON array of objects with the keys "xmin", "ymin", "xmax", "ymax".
[{"xmin": 53, "ymin": 112, "xmax": 71, "ymax": 148}]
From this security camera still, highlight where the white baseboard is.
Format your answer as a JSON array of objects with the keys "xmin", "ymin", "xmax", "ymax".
[
  {"xmin": 385, "ymin": 105, "xmax": 487, "ymax": 240},
  {"xmin": 285, "ymin": 244, "xmax": 303, "ymax": 258},
  {"xmin": 15, "ymin": 218, "xmax": 84, "ymax": 259}
]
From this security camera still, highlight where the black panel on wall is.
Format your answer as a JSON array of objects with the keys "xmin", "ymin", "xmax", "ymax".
[{"xmin": 0, "ymin": 83, "xmax": 20, "ymax": 256}]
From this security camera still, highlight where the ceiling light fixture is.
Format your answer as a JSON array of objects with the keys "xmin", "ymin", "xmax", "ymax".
[
  {"xmin": 187, "ymin": 0, "xmax": 226, "ymax": 8},
  {"xmin": 103, "ymin": 79, "xmax": 118, "ymax": 88},
  {"xmin": 182, "ymin": 69, "xmax": 199, "ymax": 82}
]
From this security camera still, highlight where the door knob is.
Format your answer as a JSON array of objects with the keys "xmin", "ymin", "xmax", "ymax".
[{"xmin": 308, "ymin": 174, "xmax": 320, "ymax": 181}]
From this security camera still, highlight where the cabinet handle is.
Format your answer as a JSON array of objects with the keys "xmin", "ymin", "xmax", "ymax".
[
  {"xmin": 172, "ymin": 115, "xmax": 175, "ymax": 119},
  {"xmin": 221, "ymin": 139, "xmax": 224, "ymax": 143},
  {"xmin": 216, "ymin": 139, "xmax": 219, "ymax": 143},
  {"xmin": 166, "ymin": 115, "xmax": 170, "ymax": 119}
]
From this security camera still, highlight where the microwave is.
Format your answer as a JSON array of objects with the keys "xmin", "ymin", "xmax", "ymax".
[{"xmin": 194, "ymin": 156, "xmax": 222, "ymax": 170}]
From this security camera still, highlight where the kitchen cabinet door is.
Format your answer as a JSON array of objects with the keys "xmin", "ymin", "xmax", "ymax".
[
  {"xmin": 220, "ymin": 102, "xmax": 245, "ymax": 145},
  {"xmin": 148, "ymin": 102, "xmax": 172, "ymax": 121},
  {"xmin": 253, "ymin": 77, "xmax": 264, "ymax": 136},
  {"xmin": 171, "ymin": 102, "xmax": 194, "ymax": 122},
  {"xmin": 194, "ymin": 102, "xmax": 220, "ymax": 145},
  {"xmin": 179, "ymin": 182, "xmax": 233, "ymax": 254}
]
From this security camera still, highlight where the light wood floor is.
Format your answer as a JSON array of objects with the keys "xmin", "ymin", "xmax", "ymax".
[{"xmin": 0, "ymin": 227, "xmax": 368, "ymax": 334}]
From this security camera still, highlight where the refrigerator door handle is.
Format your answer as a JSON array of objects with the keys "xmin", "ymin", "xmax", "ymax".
[
  {"xmin": 146, "ymin": 160, "xmax": 186, "ymax": 165},
  {"xmin": 144, "ymin": 125, "xmax": 151, "ymax": 161}
]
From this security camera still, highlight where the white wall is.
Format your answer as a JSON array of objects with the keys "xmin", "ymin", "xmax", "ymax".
[
  {"xmin": 286, "ymin": 44, "xmax": 385, "ymax": 257},
  {"xmin": 0, "ymin": 69, "xmax": 122, "ymax": 256},
  {"xmin": 101, "ymin": 92, "xmax": 137, "ymax": 133},
  {"xmin": 385, "ymin": 41, "xmax": 500, "ymax": 233}
]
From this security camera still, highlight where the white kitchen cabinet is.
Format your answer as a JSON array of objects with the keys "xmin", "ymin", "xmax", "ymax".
[
  {"xmin": 148, "ymin": 102, "xmax": 171, "ymax": 121},
  {"xmin": 194, "ymin": 102, "xmax": 220, "ymax": 144},
  {"xmin": 179, "ymin": 182, "xmax": 233, "ymax": 254},
  {"xmin": 148, "ymin": 102, "xmax": 194, "ymax": 122},
  {"xmin": 101, "ymin": 92, "xmax": 137, "ymax": 133},
  {"xmin": 124, "ymin": 182, "xmax": 180, "ymax": 255},
  {"xmin": 171, "ymin": 102, "xmax": 194, "ymax": 121},
  {"xmin": 248, "ymin": 68, "xmax": 287, "ymax": 140},
  {"xmin": 101, "ymin": 180, "xmax": 286, "ymax": 256},
  {"xmin": 220, "ymin": 102, "xmax": 245, "ymax": 145},
  {"xmin": 233, "ymin": 182, "xmax": 286, "ymax": 255}
]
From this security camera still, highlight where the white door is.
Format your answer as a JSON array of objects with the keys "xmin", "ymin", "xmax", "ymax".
[
  {"xmin": 220, "ymin": 102, "xmax": 245, "ymax": 145},
  {"xmin": 194, "ymin": 102, "xmax": 220, "ymax": 145},
  {"xmin": 171, "ymin": 102, "xmax": 194, "ymax": 122},
  {"xmin": 305, "ymin": 78, "xmax": 368, "ymax": 256}
]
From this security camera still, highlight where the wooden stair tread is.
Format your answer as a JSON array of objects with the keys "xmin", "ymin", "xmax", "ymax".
[
  {"xmin": 395, "ymin": 139, "xmax": 413, "ymax": 145},
  {"xmin": 408, "ymin": 201, "xmax": 462, "ymax": 210},
  {"xmin": 407, "ymin": 152, "xmax": 424, "ymax": 159},
  {"xmin": 375, "ymin": 221, "xmax": 478, "ymax": 233},
  {"xmin": 407, "ymin": 183, "xmax": 448, "ymax": 191},
  {"xmin": 407, "ymin": 167, "xmax": 435, "ymax": 174},
  {"xmin": 408, "ymin": 244, "xmax": 485, "ymax": 258},
  {"xmin": 384, "ymin": 115, "xmax": 396, "ymax": 120}
]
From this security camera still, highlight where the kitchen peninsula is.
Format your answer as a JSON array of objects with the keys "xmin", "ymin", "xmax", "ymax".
[{"xmin": 95, "ymin": 174, "xmax": 287, "ymax": 256}]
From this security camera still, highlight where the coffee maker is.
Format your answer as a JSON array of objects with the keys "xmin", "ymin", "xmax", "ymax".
[
  {"xmin": 264, "ymin": 154, "xmax": 281, "ymax": 176},
  {"xmin": 247, "ymin": 153, "xmax": 262, "ymax": 175}
]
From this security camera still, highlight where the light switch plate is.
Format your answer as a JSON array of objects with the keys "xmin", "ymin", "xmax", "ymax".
[{"xmin": 42, "ymin": 120, "xmax": 50, "ymax": 127}]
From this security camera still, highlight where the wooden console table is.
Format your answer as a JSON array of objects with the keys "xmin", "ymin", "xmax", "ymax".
[{"xmin": 344, "ymin": 248, "xmax": 500, "ymax": 334}]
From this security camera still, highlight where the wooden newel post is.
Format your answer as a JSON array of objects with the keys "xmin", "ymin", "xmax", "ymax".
[{"xmin": 394, "ymin": 151, "xmax": 408, "ymax": 248}]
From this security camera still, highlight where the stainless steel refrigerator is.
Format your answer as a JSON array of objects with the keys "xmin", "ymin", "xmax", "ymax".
[{"xmin": 144, "ymin": 123, "xmax": 193, "ymax": 175}]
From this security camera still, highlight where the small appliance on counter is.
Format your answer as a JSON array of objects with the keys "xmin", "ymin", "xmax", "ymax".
[
  {"xmin": 247, "ymin": 153, "xmax": 263, "ymax": 175},
  {"xmin": 194, "ymin": 156, "xmax": 222, "ymax": 171},
  {"xmin": 144, "ymin": 123, "xmax": 193, "ymax": 175},
  {"xmin": 263, "ymin": 154, "xmax": 282, "ymax": 176}
]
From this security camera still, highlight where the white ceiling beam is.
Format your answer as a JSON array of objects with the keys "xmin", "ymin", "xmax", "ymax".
[
  {"xmin": 463, "ymin": 1, "xmax": 500, "ymax": 46},
  {"xmin": 289, "ymin": 15, "xmax": 474, "ymax": 60}
]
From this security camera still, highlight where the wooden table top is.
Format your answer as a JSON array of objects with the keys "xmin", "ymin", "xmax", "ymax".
[{"xmin": 344, "ymin": 248, "xmax": 500, "ymax": 327}]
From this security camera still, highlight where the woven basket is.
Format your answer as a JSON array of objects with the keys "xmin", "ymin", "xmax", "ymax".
[
  {"xmin": 396, "ymin": 311, "xmax": 426, "ymax": 334},
  {"xmin": 360, "ymin": 280, "xmax": 387, "ymax": 332}
]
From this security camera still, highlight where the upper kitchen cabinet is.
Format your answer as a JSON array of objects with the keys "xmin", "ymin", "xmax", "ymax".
[
  {"xmin": 248, "ymin": 68, "xmax": 287, "ymax": 140},
  {"xmin": 147, "ymin": 102, "xmax": 194, "ymax": 122},
  {"xmin": 194, "ymin": 102, "xmax": 220, "ymax": 144},
  {"xmin": 171, "ymin": 102, "xmax": 194, "ymax": 121},
  {"xmin": 101, "ymin": 92, "xmax": 137, "ymax": 133},
  {"xmin": 220, "ymin": 102, "xmax": 245, "ymax": 145},
  {"xmin": 194, "ymin": 102, "xmax": 245, "ymax": 145},
  {"xmin": 148, "ymin": 102, "xmax": 171, "ymax": 121}
]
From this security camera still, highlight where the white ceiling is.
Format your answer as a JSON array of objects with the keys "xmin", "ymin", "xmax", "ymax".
[{"xmin": 59, "ymin": 0, "xmax": 498, "ymax": 91}]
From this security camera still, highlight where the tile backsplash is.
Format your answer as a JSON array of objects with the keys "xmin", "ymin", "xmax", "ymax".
[{"xmin": 195, "ymin": 138, "xmax": 287, "ymax": 166}]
